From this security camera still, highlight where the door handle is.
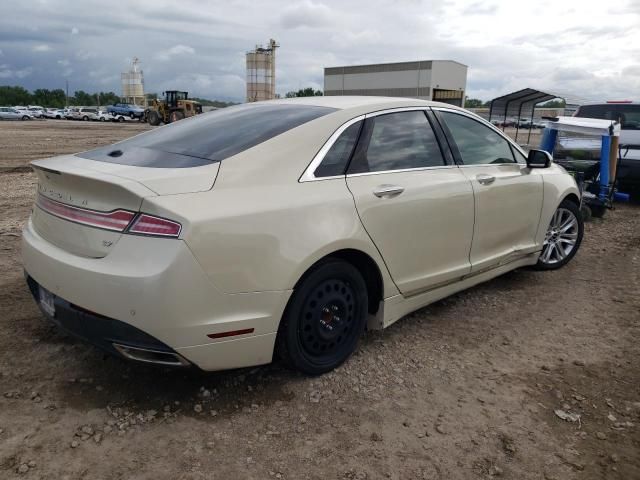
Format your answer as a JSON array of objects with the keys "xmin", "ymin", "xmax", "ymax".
[
  {"xmin": 373, "ymin": 184, "xmax": 405, "ymax": 198},
  {"xmin": 476, "ymin": 174, "xmax": 495, "ymax": 185}
]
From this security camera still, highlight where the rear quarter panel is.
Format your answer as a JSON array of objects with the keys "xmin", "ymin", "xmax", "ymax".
[{"xmin": 143, "ymin": 112, "xmax": 399, "ymax": 296}]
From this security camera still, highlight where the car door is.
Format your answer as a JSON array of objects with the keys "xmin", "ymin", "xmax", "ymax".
[
  {"xmin": 345, "ymin": 109, "xmax": 475, "ymax": 296},
  {"xmin": 434, "ymin": 108, "xmax": 543, "ymax": 273},
  {"xmin": 1, "ymin": 108, "xmax": 18, "ymax": 120}
]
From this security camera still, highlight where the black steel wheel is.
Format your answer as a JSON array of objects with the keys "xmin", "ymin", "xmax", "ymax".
[{"xmin": 278, "ymin": 260, "xmax": 368, "ymax": 375}]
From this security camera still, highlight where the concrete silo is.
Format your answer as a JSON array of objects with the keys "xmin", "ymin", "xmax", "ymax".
[
  {"xmin": 121, "ymin": 57, "xmax": 145, "ymax": 106},
  {"xmin": 246, "ymin": 39, "xmax": 278, "ymax": 102}
]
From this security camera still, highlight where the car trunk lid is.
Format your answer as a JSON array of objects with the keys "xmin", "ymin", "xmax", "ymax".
[{"xmin": 30, "ymin": 155, "xmax": 219, "ymax": 258}]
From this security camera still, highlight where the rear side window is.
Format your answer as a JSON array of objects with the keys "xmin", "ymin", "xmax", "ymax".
[
  {"xmin": 314, "ymin": 121, "xmax": 362, "ymax": 177},
  {"xmin": 77, "ymin": 104, "xmax": 336, "ymax": 168},
  {"xmin": 439, "ymin": 111, "xmax": 515, "ymax": 165},
  {"xmin": 349, "ymin": 111, "xmax": 445, "ymax": 173}
]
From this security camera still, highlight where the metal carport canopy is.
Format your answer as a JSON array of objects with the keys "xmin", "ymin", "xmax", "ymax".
[{"xmin": 488, "ymin": 88, "xmax": 558, "ymax": 123}]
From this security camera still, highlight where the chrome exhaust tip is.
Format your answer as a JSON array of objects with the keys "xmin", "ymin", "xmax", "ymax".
[{"xmin": 112, "ymin": 343, "xmax": 190, "ymax": 367}]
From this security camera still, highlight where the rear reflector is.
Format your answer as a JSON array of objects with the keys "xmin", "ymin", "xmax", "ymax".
[
  {"xmin": 128, "ymin": 214, "xmax": 182, "ymax": 237},
  {"xmin": 207, "ymin": 328, "xmax": 255, "ymax": 339},
  {"xmin": 37, "ymin": 194, "xmax": 135, "ymax": 232}
]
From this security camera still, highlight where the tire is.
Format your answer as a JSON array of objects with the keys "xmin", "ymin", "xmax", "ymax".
[
  {"xmin": 22, "ymin": 115, "xmax": 30, "ymax": 121},
  {"xmin": 590, "ymin": 205, "xmax": 606, "ymax": 218},
  {"xmin": 169, "ymin": 110, "xmax": 185, "ymax": 123},
  {"xmin": 535, "ymin": 199, "xmax": 583, "ymax": 270},
  {"xmin": 100, "ymin": 117, "xmax": 105, "ymax": 122},
  {"xmin": 129, "ymin": 112, "xmax": 135, "ymax": 119},
  {"xmin": 277, "ymin": 260, "xmax": 368, "ymax": 375},
  {"xmin": 118, "ymin": 116, "xmax": 124, "ymax": 123},
  {"xmin": 82, "ymin": 116, "xmax": 89, "ymax": 121},
  {"xmin": 147, "ymin": 110, "xmax": 161, "ymax": 126}
]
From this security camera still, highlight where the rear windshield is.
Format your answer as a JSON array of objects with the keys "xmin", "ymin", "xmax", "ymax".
[
  {"xmin": 576, "ymin": 104, "xmax": 640, "ymax": 131},
  {"xmin": 77, "ymin": 103, "xmax": 336, "ymax": 168}
]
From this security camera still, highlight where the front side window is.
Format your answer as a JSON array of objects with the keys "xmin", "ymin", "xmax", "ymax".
[
  {"xmin": 314, "ymin": 121, "xmax": 362, "ymax": 178},
  {"xmin": 349, "ymin": 111, "xmax": 445, "ymax": 173},
  {"xmin": 439, "ymin": 111, "xmax": 515, "ymax": 165}
]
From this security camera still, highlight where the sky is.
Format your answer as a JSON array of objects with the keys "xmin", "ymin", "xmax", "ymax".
[{"xmin": 0, "ymin": 0, "xmax": 639, "ymax": 102}]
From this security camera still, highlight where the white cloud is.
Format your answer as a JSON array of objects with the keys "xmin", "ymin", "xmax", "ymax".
[
  {"xmin": 33, "ymin": 44, "xmax": 51, "ymax": 52},
  {"xmin": 155, "ymin": 44, "xmax": 195, "ymax": 61},
  {"xmin": 0, "ymin": 64, "xmax": 34, "ymax": 79},
  {"xmin": 0, "ymin": 0, "xmax": 638, "ymax": 101},
  {"xmin": 280, "ymin": 0, "xmax": 333, "ymax": 29},
  {"xmin": 76, "ymin": 50, "xmax": 95, "ymax": 61}
]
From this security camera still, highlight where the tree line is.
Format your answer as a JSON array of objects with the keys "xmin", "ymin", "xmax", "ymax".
[
  {"xmin": 0, "ymin": 85, "xmax": 122, "ymax": 108},
  {"xmin": 285, "ymin": 87, "xmax": 323, "ymax": 98}
]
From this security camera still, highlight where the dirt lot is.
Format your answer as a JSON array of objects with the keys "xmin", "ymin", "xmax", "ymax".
[
  {"xmin": 0, "ymin": 121, "xmax": 639, "ymax": 479},
  {"xmin": 0, "ymin": 120, "xmax": 151, "ymax": 170}
]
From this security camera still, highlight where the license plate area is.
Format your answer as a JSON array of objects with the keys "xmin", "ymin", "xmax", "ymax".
[{"xmin": 38, "ymin": 286, "xmax": 56, "ymax": 317}]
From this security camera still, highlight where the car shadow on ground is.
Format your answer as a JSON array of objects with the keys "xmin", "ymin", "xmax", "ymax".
[{"xmin": 18, "ymin": 266, "xmax": 541, "ymax": 419}]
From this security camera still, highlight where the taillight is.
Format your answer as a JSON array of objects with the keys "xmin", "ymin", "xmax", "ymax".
[
  {"xmin": 36, "ymin": 194, "xmax": 182, "ymax": 238},
  {"xmin": 37, "ymin": 194, "xmax": 135, "ymax": 232},
  {"xmin": 127, "ymin": 214, "xmax": 182, "ymax": 237}
]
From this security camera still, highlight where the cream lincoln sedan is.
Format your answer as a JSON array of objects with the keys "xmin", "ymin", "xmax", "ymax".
[{"xmin": 22, "ymin": 97, "xmax": 583, "ymax": 374}]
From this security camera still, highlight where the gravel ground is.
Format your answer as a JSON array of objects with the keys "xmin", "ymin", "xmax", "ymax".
[
  {"xmin": 0, "ymin": 122, "xmax": 638, "ymax": 480},
  {"xmin": 0, "ymin": 119, "xmax": 151, "ymax": 170}
]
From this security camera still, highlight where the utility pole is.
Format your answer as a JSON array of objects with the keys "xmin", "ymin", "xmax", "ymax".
[{"xmin": 65, "ymin": 80, "xmax": 69, "ymax": 107}]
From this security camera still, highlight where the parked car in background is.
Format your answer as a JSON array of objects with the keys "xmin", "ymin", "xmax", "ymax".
[
  {"xmin": 0, "ymin": 107, "xmax": 32, "ymax": 120},
  {"xmin": 14, "ymin": 106, "xmax": 32, "ymax": 116},
  {"xmin": 555, "ymin": 101, "xmax": 640, "ymax": 194},
  {"xmin": 517, "ymin": 118, "xmax": 545, "ymax": 129},
  {"xmin": 95, "ymin": 110, "xmax": 111, "ymax": 122},
  {"xmin": 28, "ymin": 106, "xmax": 45, "ymax": 118},
  {"xmin": 109, "ymin": 112, "xmax": 138, "ymax": 123},
  {"xmin": 64, "ymin": 108, "xmax": 78, "ymax": 120},
  {"xmin": 107, "ymin": 103, "xmax": 145, "ymax": 119},
  {"xmin": 67, "ymin": 107, "xmax": 98, "ymax": 121},
  {"xmin": 43, "ymin": 108, "xmax": 65, "ymax": 120},
  {"xmin": 22, "ymin": 97, "xmax": 582, "ymax": 375}
]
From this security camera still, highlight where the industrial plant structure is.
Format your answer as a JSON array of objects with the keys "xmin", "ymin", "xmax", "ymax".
[
  {"xmin": 121, "ymin": 57, "xmax": 145, "ymax": 106},
  {"xmin": 324, "ymin": 60, "xmax": 467, "ymax": 107},
  {"xmin": 246, "ymin": 39, "xmax": 278, "ymax": 102}
]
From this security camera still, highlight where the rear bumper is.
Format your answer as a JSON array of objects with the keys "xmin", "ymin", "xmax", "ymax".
[
  {"xmin": 22, "ymin": 217, "xmax": 291, "ymax": 371},
  {"xmin": 26, "ymin": 275, "xmax": 191, "ymax": 367}
]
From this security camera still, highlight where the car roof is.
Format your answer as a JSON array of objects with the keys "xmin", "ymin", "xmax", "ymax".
[
  {"xmin": 251, "ymin": 96, "xmax": 466, "ymax": 113},
  {"xmin": 580, "ymin": 101, "xmax": 638, "ymax": 106}
]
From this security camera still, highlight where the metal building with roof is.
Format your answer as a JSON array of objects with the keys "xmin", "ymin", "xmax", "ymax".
[{"xmin": 324, "ymin": 60, "xmax": 467, "ymax": 107}]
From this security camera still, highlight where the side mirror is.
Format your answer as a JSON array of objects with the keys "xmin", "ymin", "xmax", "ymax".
[{"xmin": 527, "ymin": 149, "xmax": 552, "ymax": 169}]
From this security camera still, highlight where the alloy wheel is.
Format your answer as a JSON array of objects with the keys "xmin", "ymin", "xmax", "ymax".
[{"xmin": 540, "ymin": 207, "xmax": 579, "ymax": 265}]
